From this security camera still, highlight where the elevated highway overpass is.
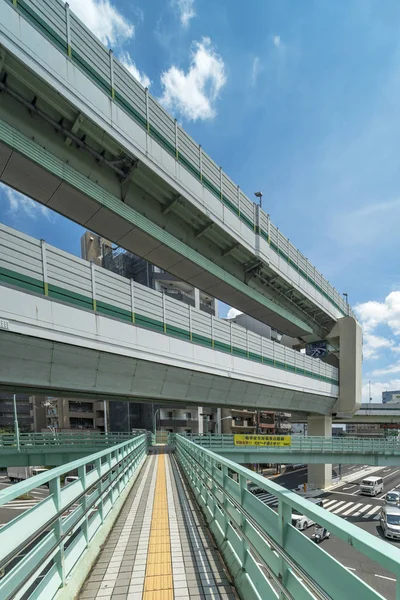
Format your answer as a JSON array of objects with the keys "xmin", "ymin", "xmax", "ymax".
[
  {"xmin": 0, "ymin": 224, "xmax": 338, "ymax": 415},
  {"xmin": 0, "ymin": 0, "xmax": 361, "ymax": 418}
]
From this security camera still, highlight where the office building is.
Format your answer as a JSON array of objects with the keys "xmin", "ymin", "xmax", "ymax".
[{"xmin": 382, "ymin": 390, "xmax": 400, "ymax": 403}]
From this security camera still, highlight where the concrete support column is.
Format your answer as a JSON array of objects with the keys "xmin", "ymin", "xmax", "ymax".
[{"xmin": 307, "ymin": 415, "xmax": 332, "ymax": 489}]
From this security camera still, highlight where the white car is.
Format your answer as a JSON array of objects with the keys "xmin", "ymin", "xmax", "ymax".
[{"xmin": 291, "ymin": 498, "xmax": 323, "ymax": 530}]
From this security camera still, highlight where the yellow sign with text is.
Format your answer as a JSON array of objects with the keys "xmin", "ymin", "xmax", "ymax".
[{"xmin": 234, "ymin": 434, "xmax": 292, "ymax": 447}]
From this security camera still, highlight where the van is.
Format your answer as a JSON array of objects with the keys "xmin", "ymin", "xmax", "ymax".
[
  {"xmin": 360, "ymin": 476, "xmax": 383, "ymax": 496},
  {"xmin": 380, "ymin": 506, "xmax": 400, "ymax": 540}
]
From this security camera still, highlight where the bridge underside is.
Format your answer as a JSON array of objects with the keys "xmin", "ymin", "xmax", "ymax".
[{"xmin": 0, "ymin": 330, "xmax": 336, "ymax": 414}]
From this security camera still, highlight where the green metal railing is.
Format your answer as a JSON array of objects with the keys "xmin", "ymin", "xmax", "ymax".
[
  {"xmin": 184, "ymin": 433, "xmax": 400, "ymax": 455},
  {"xmin": 0, "ymin": 434, "xmax": 147, "ymax": 600},
  {"xmin": 175, "ymin": 434, "xmax": 400, "ymax": 599},
  {"xmin": 0, "ymin": 431, "xmax": 141, "ymax": 450}
]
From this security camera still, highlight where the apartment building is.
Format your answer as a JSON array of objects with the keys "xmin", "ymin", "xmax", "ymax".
[
  {"xmin": 31, "ymin": 397, "xmax": 109, "ymax": 432},
  {"xmin": 0, "ymin": 393, "xmax": 33, "ymax": 432}
]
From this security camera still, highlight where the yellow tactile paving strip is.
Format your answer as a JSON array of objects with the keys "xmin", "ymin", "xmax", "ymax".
[{"xmin": 143, "ymin": 454, "xmax": 173, "ymax": 600}]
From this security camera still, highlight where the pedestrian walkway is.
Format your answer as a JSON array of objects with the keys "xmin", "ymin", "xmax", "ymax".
[{"xmin": 79, "ymin": 448, "xmax": 237, "ymax": 600}]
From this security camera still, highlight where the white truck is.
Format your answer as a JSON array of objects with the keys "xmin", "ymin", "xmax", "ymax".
[{"xmin": 7, "ymin": 466, "xmax": 48, "ymax": 482}]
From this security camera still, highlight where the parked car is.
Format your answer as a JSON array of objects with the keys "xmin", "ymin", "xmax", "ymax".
[
  {"xmin": 385, "ymin": 490, "xmax": 400, "ymax": 506},
  {"xmin": 291, "ymin": 498, "xmax": 323, "ymax": 530},
  {"xmin": 64, "ymin": 476, "xmax": 79, "ymax": 485},
  {"xmin": 380, "ymin": 506, "xmax": 400, "ymax": 540},
  {"xmin": 360, "ymin": 476, "xmax": 383, "ymax": 497}
]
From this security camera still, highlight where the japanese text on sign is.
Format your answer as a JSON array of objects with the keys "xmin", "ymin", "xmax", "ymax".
[{"xmin": 234, "ymin": 434, "xmax": 292, "ymax": 447}]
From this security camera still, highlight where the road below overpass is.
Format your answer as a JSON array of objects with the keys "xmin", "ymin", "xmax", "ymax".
[{"xmin": 251, "ymin": 465, "xmax": 400, "ymax": 599}]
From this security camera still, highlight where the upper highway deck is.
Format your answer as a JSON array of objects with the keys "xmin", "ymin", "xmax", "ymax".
[{"xmin": 0, "ymin": 0, "xmax": 354, "ymax": 339}]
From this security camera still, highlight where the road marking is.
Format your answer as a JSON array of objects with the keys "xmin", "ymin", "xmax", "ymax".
[
  {"xmin": 332, "ymin": 502, "xmax": 354, "ymax": 515},
  {"xmin": 346, "ymin": 567, "xmax": 356, "ymax": 571},
  {"xmin": 342, "ymin": 503, "xmax": 362, "ymax": 516},
  {"xmin": 351, "ymin": 504, "xmax": 372, "ymax": 517},
  {"xmin": 374, "ymin": 574, "xmax": 396, "ymax": 582},
  {"xmin": 383, "ymin": 469, "xmax": 391, "ymax": 472},
  {"xmin": 383, "ymin": 469, "xmax": 400, "ymax": 479},
  {"xmin": 362, "ymin": 506, "xmax": 381, "ymax": 519},
  {"xmin": 343, "ymin": 485, "xmax": 357, "ymax": 490},
  {"xmin": 322, "ymin": 499, "xmax": 338, "ymax": 509},
  {"xmin": 325, "ymin": 501, "xmax": 345, "ymax": 512}
]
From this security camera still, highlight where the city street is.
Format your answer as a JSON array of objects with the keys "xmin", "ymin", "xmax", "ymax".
[{"xmin": 251, "ymin": 465, "xmax": 400, "ymax": 599}]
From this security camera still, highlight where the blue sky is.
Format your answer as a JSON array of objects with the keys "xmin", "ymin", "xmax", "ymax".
[{"xmin": 2, "ymin": 0, "xmax": 400, "ymax": 402}]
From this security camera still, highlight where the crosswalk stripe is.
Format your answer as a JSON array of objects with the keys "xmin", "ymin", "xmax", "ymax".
[
  {"xmin": 332, "ymin": 502, "xmax": 354, "ymax": 515},
  {"xmin": 342, "ymin": 503, "xmax": 363, "ymax": 516},
  {"xmin": 362, "ymin": 506, "xmax": 381, "ymax": 519},
  {"xmin": 322, "ymin": 500, "xmax": 338, "ymax": 509},
  {"xmin": 325, "ymin": 501, "xmax": 345, "ymax": 512},
  {"xmin": 351, "ymin": 504, "xmax": 372, "ymax": 517}
]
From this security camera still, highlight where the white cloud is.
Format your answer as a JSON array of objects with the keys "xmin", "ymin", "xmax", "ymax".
[
  {"xmin": 251, "ymin": 56, "xmax": 261, "ymax": 86},
  {"xmin": 160, "ymin": 37, "xmax": 226, "ymax": 121},
  {"xmin": 355, "ymin": 292, "xmax": 400, "ymax": 337},
  {"xmin": 273, "ymin": 35, "xmax": 281, "ymax": 48},
  {"xmin": 227, "ymin": 308, "xmax": 242, "ymax": 319},
  {"xmin": 119, "ymin": 52, "xmax": 151, "ymax": 89},
  {"xmin": 171, "ymin": 0, "xmax": 195, "ymax": 28},
  {"xmin": 362, "ymin": 332, "xmax": 394, "ymax": 360},
  {"xmin": 362, "ymin": 379, "xmax": 400, "ymax": 403},
  {"xmin": 1, "ymin": 184, "xmax": 53, "ymax": 221},
  {"xmin": 66, "ymin": 0, "xmax": 134, "ymax": 47},
  {"xmin": 370, "ymin": 362, "xmax": 400, "ymax": 377}
]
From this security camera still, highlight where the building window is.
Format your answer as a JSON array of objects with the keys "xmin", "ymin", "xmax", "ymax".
[
  {"xmin": 70, "ymin": 417, "xmax": 94, "ymax": 429},
  {"xmin": 69, "ymin": 401, "xmax": 93, "ymax": 413},
  {"xmin": 168, "ymin": 412, "xmax": 173, "ymax": 419},
  {"xmin": 186, "ymin": 412, "xmax": 192, "ymax": 420}
]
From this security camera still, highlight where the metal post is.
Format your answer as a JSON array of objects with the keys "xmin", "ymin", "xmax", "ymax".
[
  {"xmin": 130, "ymin": 278, "xmax": 135, "ymax": 323},
  {"xmin": 103, "ymin": 400, "xmax": 108, "ymax": 434},
  {"xmin": 91, "ymin": 262, "xmax": 97, "ymax": 311},
  {"xmin": 199, "ymin": 145, "xmax": 203, "ymax": 181},
  {"xmin": 189, "ymin": 305, "xmax": 192, "ymax": 341},
  {"xmin": 145, "ymin": 87, "xmax": 150, "ymax": 133},
  {"xmin": 237, "ymin": 185, "xmax": 241, "ymax": 218},
  {"xmin": 13, "ymin": 394, "xmax": 20, "ymax": 451},
  {"xmin": 65, "ymin": 3, "xmax": 72, "ymax": 57},
  {"xmin": 41, "ymin": 239, "xmax": 48, "ymax": 296},
  {"xmin": 175, "ymin": 119, "xmax": 178, "ymax": 159},
  {"xmin": 109, "ymin": 49, "xmax": 115, "ymax": 99},
  {"xmin": 162, "ymin": 292, "xmax": 166, "ymax": 333}
]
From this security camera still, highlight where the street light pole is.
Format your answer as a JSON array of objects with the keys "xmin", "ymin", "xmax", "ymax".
[
  {"xmin": 13, "ymin": 394, "xmax": 20, "ymax": 451},
  {"xmin": 216, "ymin": 415, "xmax": 233, "ymax": 435},
  {"xmin": 254, "ymin": 191, "xmax": 263, "ymax": 210},
  {"xmin": 153, "ymin": 408, "xmax": 160, "ymax": 442}
]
